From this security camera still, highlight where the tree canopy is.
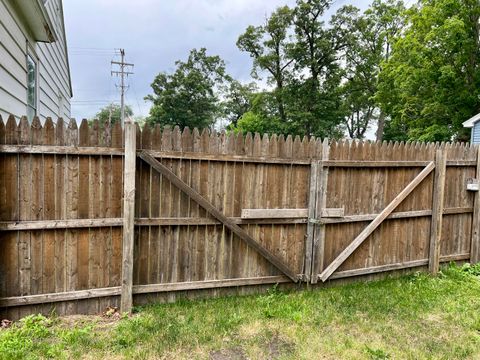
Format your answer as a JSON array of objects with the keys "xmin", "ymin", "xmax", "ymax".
[
  {"xmin": 145, "ymin": 0, "xmax": 480, "ymax": 142},
  {"xmin": 94, "ymin": 103, "xmax": 133, "ymax": 125},
  {"xmin": 377, "ymin": 0, "xmax": 480, "ymax": 142},
  {"xmin": 145, "ymin": 48, "xmax": 230, "ymax": 130}
]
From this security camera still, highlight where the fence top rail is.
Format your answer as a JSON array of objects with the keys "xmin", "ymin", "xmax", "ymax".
[
  {"xmin": 0, "ymin": 145, "xmax": 476, "ymax": 167},
  {"xmin": 0, "ymin": 115, "xmax": 477, "ymax": 162}
]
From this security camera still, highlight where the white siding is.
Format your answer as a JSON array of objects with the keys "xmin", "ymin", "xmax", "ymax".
[
  {"xmin": 37, "ymin": 0, "xmax": 71, "ymax": 120},
  {"xmin": 0, "ymin": 0, "xmax": 27, "ymax": 120},
  {"xmin": 0, "ymin": 0, "xmax": 71, "ymax": 121},
  {"xmin": 472, "ymin": 122, "xmax": 480, "ymax": 144}
]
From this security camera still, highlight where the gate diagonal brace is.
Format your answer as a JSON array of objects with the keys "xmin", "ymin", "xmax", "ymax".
[{"xmin": 138, "ymin": 150, "xmax": 300, "ymax": 283}]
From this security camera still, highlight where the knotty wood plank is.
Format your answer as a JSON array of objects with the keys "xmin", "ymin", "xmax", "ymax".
[
  {"xmin": 429, "ymin": 150, "xmax": 447, "ymax": 273},
  {"xmin": 139, "ymin": 151, "xmax": 298, "ymax": 282},
  {"xmin": 319, "ymin": 161, "xmax": 436, "ymax": 282}
]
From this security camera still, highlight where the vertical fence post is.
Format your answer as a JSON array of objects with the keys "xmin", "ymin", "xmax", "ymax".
[
  {"xmin": 120, "ymin": 117, "xmax": 136, "ymax": 313},
  {"xmin": 429, "ymin": 149, "xmax": 446, "ymax": 274},
  {"xmin": 311, "ymin": 138, "xmax": 329, "ymax": 284},
  {"xmin": 305, "ymin": 161, "xmax": 319, "ymax": 282},
  {"xmin": 471, "ymin": 146, "xmax": 480, "ymax": 264}
]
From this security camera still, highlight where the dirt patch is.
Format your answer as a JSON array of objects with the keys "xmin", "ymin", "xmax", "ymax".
[
  {"xmin": 209, "ymin": 347, "xmax": 247, "ymax": 360},
  {"xmin": 267, "ymin": 335, "xmax": 294, "ymax": 359},
  {"xmin": 54, "ymin": 312, "xmax": 123, "ymax": 332}
]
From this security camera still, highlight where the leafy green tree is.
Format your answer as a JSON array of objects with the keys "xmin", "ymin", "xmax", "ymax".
[
  {"xmin": 377, "ymin": 0, "xmax": 480, "ymax": 142},
  {"xmin": 94, "ymin": 103, "xmax": 133, "ymax": 125},
  {"xmin": 235, "ymin": 92, "xmax": 284, "ymax": 135},
  {"xmin": 145, "ymin": 48, "xmax": 230, "ymax": 130},
  {"xmin": 340, "ymin": 79, "xmax": 376, "ymax": 139},
  {"xmin": 221, "ymin": 80, "xmax": 257, "ymax": 128},
  {"xmin": 338, "ymin": 0, "xmax": 405, "ymax": 140},
  {"xmin": 288, "ymin": 1, "xmax": 354, "ymax": 137},
  {"xmin": 237, "ymin": 6, "xmax": 294, "ymax": 123}
]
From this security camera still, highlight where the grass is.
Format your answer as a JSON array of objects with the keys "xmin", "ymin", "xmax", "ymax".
[{"xmin": 2, "ymin": 263, "xmax": 480, "ymax": 359}]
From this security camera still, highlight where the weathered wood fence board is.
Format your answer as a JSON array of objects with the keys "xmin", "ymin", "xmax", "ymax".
[{"xmin": 0, "ymin": 114, "xmax": 478, "ymax": 320}]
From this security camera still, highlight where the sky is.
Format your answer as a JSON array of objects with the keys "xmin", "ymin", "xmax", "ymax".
[{"xmin": 64, "ymin": 0, "xmax": 371, "ymax": 120}]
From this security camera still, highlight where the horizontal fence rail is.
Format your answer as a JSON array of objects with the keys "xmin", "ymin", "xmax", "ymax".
[{"xmin": 0, "ymin": 114, "xmax": 479, "ymax": 320}]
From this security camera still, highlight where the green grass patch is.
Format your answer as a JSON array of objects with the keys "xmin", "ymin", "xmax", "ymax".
[{"xmin": 1, "ymin": 263, "xmax": 480, "ymax": 359}]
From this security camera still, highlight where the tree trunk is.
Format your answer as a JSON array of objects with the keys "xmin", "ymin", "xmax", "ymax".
[{"xmin": 376, "ymin": 111, "xmax": 385, "ymax": 141}]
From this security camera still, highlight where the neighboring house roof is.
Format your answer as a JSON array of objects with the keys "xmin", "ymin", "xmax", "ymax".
[
  {"xmin": 462, "ymin": 113, "xmax": 480, "ymax": 128},
  {"xmin": 13, "ymin": 0, "xmax": 56, "ymax": 42}
]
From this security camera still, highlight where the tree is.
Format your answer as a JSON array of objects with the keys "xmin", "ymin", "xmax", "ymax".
[
  {"xmin": 145, "ymin": 48, "xmax": 230, "ymax": 130},
  {"xmin": 377, "ymin": 0, "xmax": 480, "ymax": 142},
  {"xmin": 237, "ymin": 6, "xmax": 294, "ymax": 124},
  {"xmin": 338, "ymin": 0, "xmax": 405, "ymax": 140},
  {"xmin": 235, "ymin": 92, "xmax": 284, "ymax": 135},
  {"xmin": 340, "ymin": 79, "xmax": 376, "ymax": 139},
  {"xmin": 288, "ymin": 2, "xmax": 358, "ymax": 137},
  {"xmin": 94, "ymin": 103, "xmax": 133, "ymax": 125},
  {"xmin": 221, "ymin": 80, "xmax": 257, "ymax": 128}
]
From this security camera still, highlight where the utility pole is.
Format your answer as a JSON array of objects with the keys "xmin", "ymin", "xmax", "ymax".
[{"xmin": 111, "ymin": 49, "xmax": 134, "ymax": 127}]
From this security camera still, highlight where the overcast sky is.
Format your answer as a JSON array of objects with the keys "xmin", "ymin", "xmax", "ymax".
[{"xmin": 64, "ymin": 0, "xmax": 371, "ymax": 120}]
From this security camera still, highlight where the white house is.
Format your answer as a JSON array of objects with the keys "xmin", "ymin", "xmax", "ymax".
[
  {"xmin": 0, "ymin": 0, "xmax": 72, "ymax": 122},
  {"xmin": 462, "ymin": 113, "xmax": 480, "ymax": 144}
]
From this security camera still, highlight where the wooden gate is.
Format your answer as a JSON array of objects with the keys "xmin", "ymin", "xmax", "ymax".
[{"xmin": 308, "ymin": 144, "xmax": 478, "ymax": 284}]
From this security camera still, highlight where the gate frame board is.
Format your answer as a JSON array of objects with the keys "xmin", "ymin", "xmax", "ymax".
[
  {"xmin": 318, "ymin": 161, "xmax": 436, "ymax": 282},
  {"xmin": 138, "ymin": 150, "xmax": 299, "ymax": 283}
]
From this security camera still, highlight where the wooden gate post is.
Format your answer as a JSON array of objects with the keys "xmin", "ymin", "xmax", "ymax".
[
  {"xmin": 470, "ymin": 146, "xmax": 480, "ymax": 264},
  {"xmin": 120, "ymin": 117, "xmax": 136, "ymax": 313},
  {"xmin": 429, "ymin": 149, "xmax": 446, "ymax": 274},
  {"xmin": 311, "ymin": 138, "xmax": 329, "ymax": 284},
  {"xmin": 305, "ymin": 161, "xmax": 319, "ymax": 282}
]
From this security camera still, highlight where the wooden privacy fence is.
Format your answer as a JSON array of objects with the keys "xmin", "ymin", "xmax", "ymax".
[{"xmin": 1, "ymin": 114, "xmax": 480, "ymax": 319}]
